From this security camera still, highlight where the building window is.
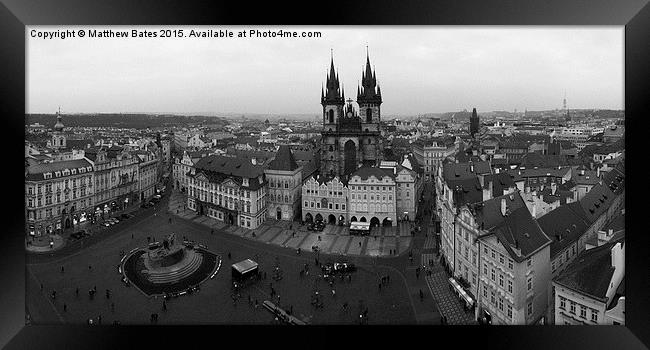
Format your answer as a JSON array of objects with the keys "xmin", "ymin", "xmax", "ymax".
[
  {"xmin": 591, "ymin": 310, "xmax": 598, "ymax": 322},
  {"xmin": 527, "ymin": 302, "xmax": 533, "ymax": 316},
  {"xmin": 491, "ymin": 269, "xmax": 495, "ymax": 281},
  {"xmin": 507, "ymin": 280, "xmax": 513, "ymax": 294},
  {"xmin": 507, "ymin": 304, "xmax": 513, "ymax": 319},
  {"xmin": 490, "ymin": 291, "xmax": 495, "ymax": 304},
  {"xmin": 527, "ymin": 277, "xmax": 533, "ymax": 291},
  {"xmin": 559, "ymin": 297, "xmax": 566, "ymax": 310},
  {"xmin": 499, "ymin": 274, "xmax": 504, "ymax": 287},
  {"xmin": 498, "ymin": 298, "xmax": 503, "ymax": 311},
  {"xmin": 570, "ymin": 302, "xmax": 576, "ymax": 314},
  {"xmin": 527, "ymin": 258, "xmax": 532, "ymax": 268},
  {"xmin": 580, "ymin": 306, "xmax": 587, "ymax": 319},
  {"xmin": 508, "ymin": 260, "xmax": 513, "ymax": 270}
]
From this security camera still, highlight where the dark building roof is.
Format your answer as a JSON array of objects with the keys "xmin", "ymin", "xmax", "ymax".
[
  {"xmin": 448, "ymin": 177, "xmax": 484, "ymax": 207},
  {"xmin": 490, "ymin": 205, "xmax": 552, "ymax": 262},
  {"xmin": 442, "ymin": 161, "xmax": 491, "ymax": 181},
  {"xmin": 470, "ymin": 191, "xmax": 527, "ymax": 231},
  {"xmin": 483, "ymin": 172, "xmax": 516, "ymax": 198},
  {"xmin": 554, "ymin": 239, "xmax": 623, "ymax": 302},
  {"xmin": 519, "ymin": 153, "xmax": 586, "ymax": 168},
  {"xmin": 268, "ymin": 145, "xmax": 299, "ymax": 171},
  {"xmin": 350, "ymin": 166, "xmax": 395, "ymax": 181},
  {"xmin": 573, "ymin": 170, "xmax": 601, "ymax": 186},
  {"xmin": 25, "ymin": 158, "xmax": 93, "ymax": 181},
  {"xmin": 192, "ymin": 155, "xmax": 266, "ymax": 190},
  {"xmin": 507, "ymin": 166, "xmax": 571, "ymax": 182},
  {"xmin": 538, "ymin": 202, "xmax": 592, "ymax": 258}
]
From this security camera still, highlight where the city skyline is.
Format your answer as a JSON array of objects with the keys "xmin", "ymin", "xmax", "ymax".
[{"xmin": 27, "ymin": 26, "xmax": 623, "ymax": 115}]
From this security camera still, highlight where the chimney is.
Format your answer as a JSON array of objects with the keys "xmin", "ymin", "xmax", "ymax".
[
  {"xmin": 581, "ymin": 169, "xmax": 585, "ymax": 175},
  {"xmin": 495, "ymin": 168, "xmax": 500, "ymax": 174},
  {"xmin": 525, "ymin": 186, "xmax": 531, "ymax": 193},
  {"xmin": 478, "ymin": 174, "xmax": 485, "ymax": 187},
  {"xmin": 501, "ymin": 198, "xmax": 507, "ymax": 216},
  {"xmin": 597, "ymin": 167, "xmax": 601, "ymax": 178},
  {"xmin": 531, "ymin": 203, "xmax": 537, "ymax": 218},
  {"xmin": 551, "ymin": 182, "xmax": 557, "ymax": 195},
  {"xmin": 608, "ymin": 228, "xmax": 613, "ymax": 237}
]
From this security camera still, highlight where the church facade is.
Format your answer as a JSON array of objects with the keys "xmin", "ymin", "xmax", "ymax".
[{"xmin": 320, "ymin": 54, "xmax": 383, "ymax": 178}]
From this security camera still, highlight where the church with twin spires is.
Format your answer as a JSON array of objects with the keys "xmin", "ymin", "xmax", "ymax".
[{"xmin": 320, "ymin": 51, "xmax": 383, "ymax": 178}]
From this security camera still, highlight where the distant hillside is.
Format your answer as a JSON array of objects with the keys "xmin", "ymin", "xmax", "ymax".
[{"xmin": 25, "ymin": 114, "xmax": 229, "ymax": 129}]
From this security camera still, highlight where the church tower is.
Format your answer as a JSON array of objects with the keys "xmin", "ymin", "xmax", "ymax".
[
  {"xmin": 51, "ymin": 107, "xmax": 67, "ymax": 149},
  {"xmin": 469, "ymin": 107, "xmax": 479, "ymax": 137},
  {"xmin": 320, "ymin": 50, "xmax": 383, "ymax": 178},
  {"xmin": 322, "ymin": 53, "xmax": 344, "ymax": 128}
]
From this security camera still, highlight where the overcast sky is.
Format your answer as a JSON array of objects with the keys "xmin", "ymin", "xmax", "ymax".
[{"xmin": 27, "ymin": 26, "xmax": 623, "ymax": 116}]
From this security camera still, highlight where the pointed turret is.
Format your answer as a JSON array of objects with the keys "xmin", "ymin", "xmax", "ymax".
[
  {"xmin": 357, "ymin": 48, "xmax": 381, "ymax": 105},
  {"xmin": 323, "ymin": 53, "xmax": 343, "ymax": 104}
]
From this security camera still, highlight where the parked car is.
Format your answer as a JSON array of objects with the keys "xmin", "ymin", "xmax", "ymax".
[
  {"xmin": 120, "ymin": 213, "xmax": 133, "ymax": 220},
  {"xmin": 315, "ymin": 222, "xmax": 325, "ymax": 231},
  {"xmin": 307, "ymin": 223, "xmax": 315, "ymax": 231},
  {"xmin": 103, "ymin": 221, "xmax": 112, "ymax": 227}
]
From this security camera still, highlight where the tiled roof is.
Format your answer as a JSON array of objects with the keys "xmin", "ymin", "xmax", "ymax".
[
  {"xmin": 192, "ymin": 155, "xmax": 266, "ymax": 190},
  {"xmin": 491, "ymin": 205, "xmax": 552, "ymax": 262},
  {"xmin": 26, "ymin": 158, "xmax": 93, "ymax": 181},
  {"xmin": 470, "ymin": 191, "xmax": 527, "ymax": 230},
  {"xmin": 268, "ymin": 145, "xmax": 299, "ymax": 171},
  {"xmin": 448, "ymin": 177, "xmax": 484, "ymax": 207},
  {"xmin": 573, "ymin": 170, "xmax": 601, "ymax": 186},
  {"xmin": 442, "ymin": 161, "xmax": 491, "ymax": 181},
  {"xmin": 554, "ymin": 239, "xmax": 623, "ymax": 301},
  {"xmin": 538, "ymin": 202, "xmax": 592, "ymax": 258},
  {"xmin": 350, "ymin": 166, "xmax": 395, "ymax": 181},
  {"xmin": 483, "ymin": 172, "xmax": 516, "ymax": 198}
]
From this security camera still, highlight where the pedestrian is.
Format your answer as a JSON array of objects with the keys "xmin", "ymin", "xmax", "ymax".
[
  {"xmin": 419, "ymin": 289, "xmax": 424, "ymax": 301},
  {"xmin": 255, "ymin": 299, "xmax": 259, "ymax": 309},
  {"xmin": 387, "ymin": 275, "xmax": 390, "ymax": 284},
  {"xmin": 40, "ymin": 283, "xmax": 43, "ymax": 292},
  {"xmin": 228, "ymin": 252, "xmax": 231, "ymax": 260},
  {"xmin": 332, "ymin": 289, "xmax": 336, "ymax": 298},
  {"xmin": 88, "ymin": 264, "xmax": 92, "ymax": 271},
  {"xmin": 162, "ymin": 301, "xmax": 167, "ymax": 311},
  {"xmin": 75, "ymin": 287, "xmax": 79, "ymax": 297},
  {"xmin": 51, "ymin": 291, "xmax": 56, "ymax": 299},
  {"xmin": 131, "ymin": 233, "xmax": 134, "ymax": 239},
  {"xmin": 63, "ymin": 303, "xmax": 67, "ymax": 312},
  {"xmin": 378, "ymin": 283, "xmax": 381, "ymax": 291},
  {"xmin": 61, "ymin": 266, "xmax": 64, "ymax": 273},
  {"xmin": 98, "ymin": 314, "xmax": 102, "ymax": 324}
]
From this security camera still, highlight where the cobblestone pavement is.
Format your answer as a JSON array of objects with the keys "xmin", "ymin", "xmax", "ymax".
[
  {"xmin": 168, "ymin": 191, "xmax": 413, "ymax": 258},
  {"xmin": 421, "ymin": 253, "xmax": 476, "ymax": 325}
]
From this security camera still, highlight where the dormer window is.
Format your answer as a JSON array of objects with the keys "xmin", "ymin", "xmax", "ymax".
[
  {"xmin": 71, "ymin": 169, "xmax": 76, "ymax": 175},
  {"xmin": 55, "ymin": 171, "xmax": 61, "ymax": 177}
]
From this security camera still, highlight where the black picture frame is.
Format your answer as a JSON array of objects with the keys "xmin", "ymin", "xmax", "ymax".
[{"xmin": 2, "ymin": 0, "xmax": 648, "ymax": 348}]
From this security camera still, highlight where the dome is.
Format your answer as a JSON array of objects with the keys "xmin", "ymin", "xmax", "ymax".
[{"xmin": 53, "ymin": 114, "xmax": 64, "ymax": 132}]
